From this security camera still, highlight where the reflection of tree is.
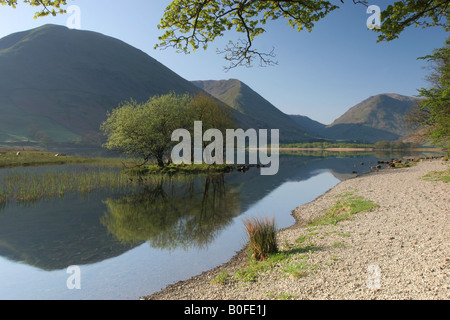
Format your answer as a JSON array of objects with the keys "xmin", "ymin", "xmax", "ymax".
[{"xmin": 101, "ymin": 175, "xmax": 241, "ymax": 251}]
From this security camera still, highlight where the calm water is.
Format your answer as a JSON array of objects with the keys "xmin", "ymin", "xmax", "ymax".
[{"xmin": 0, "ymin": 151, "xmax": 441, "ymax": 300}]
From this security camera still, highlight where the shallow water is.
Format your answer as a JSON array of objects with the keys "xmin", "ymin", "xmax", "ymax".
[{"xmin": 0, "ymin": 152, "xmax": 442, "ymax": 299}]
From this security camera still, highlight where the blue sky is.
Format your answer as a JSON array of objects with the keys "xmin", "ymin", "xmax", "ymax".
[{"xmin": 0, "ymin": 0, "xmax": 447, "ymax": 124}]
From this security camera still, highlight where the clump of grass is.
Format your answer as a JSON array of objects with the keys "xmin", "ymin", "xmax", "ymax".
[
  {"xmin": 243, "ymin": 216, "xmax": 278, "ymax": 261},
  {"xmin": 393, "ymin": 162, "xmax": 417, "ymax": 168},
  {"xmin": 422, "ymin": 168, "xmax": 450, "ymax": 183},
  {"xmin": 234, "ymin": 252, "xmax": 288, "ymax": 282},
  {"xmin": 282, "ymin": 260, "xmax": 310, "ymax": 279},
  {"xmin": 211, "ymin": 271, "xmax": 230, "ymax": 285},
  {"xmin": 309, "ymin": 194, "xmax": 379, "ymax": 226}
]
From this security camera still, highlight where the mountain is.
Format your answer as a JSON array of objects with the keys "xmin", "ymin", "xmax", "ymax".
[
  {"xmin": 289, "ymin": 115, "xmax": 327, "ymax": 139},
  {"xmin": 0, "ymin": 25, "xmax": 419, "ymax": 146},
  {"xmin": 192, "ymin": 79, "xmax": 312, "ymax": 143},
  {"xmin": 0, "ymin": 24, "xmax": 206, "ymax": 143},
  {"xmin": 0, "ymin": 24, "xmax": 207, "ymax": 143},
  {"xmin": 290, "ymin": 93, "xmax": 421, "ymax": 143},
  {"xmin": 0, "ymin": 25, "xmax": 314, "ymax": 144},
  {"xmin": 330, "ymin": 93, "xmax": 421, "ymax": 136}
]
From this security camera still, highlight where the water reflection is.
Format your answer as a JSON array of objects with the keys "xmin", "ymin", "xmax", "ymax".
[
  {"xmin": 101, "ymin": 175, "xmax": 241, "ymax": 250},
  {"xmin": 0, "ymin": 191, "xmax": 138, "ymax": 271},
  {"xmin": 0, "ymin": 151, "xmax": 444, "ymax": 276}
]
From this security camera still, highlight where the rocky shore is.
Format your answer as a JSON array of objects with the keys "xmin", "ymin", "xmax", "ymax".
[{"xmin": 144, "ymin": 159, "xmax": 449, "ymax": 300}]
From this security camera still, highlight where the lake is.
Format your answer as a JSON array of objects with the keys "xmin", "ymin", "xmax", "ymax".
[{"xmin": 0, "ymin": 151, "xmax": 440, "ymax": 300}]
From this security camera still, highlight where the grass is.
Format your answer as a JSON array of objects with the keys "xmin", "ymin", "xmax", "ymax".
[
  {"xmin": 243, "ymin": 216, "xmax": 278, "ymax": 261},
  {"xmin": 0, "ymin": 150, "xmax": 129, "ymax": 169},
  {"xmin": 209, "ymin": 191, "xmax": 380, "ymax": 298},
  {"xmin": 124, "ymin": 163, "xmax": 234, "ymax": 176},
  {"xmin": 211, "ymin": 271, "xmax": 230, "ymax": 285},
  {"xmin": 392, "ymin": 162, "xmax": 417, "ymax": 168},
  {"xmin": 422, "ymin": 168, "xmax": 450, "ymax": 183},
  {"xmin": 232, "ymin": 235, "xmax": 321, "ymax": 284},
  {"xmin": 308, "ymin": 193, "xmax": 379, "ymax": 227},
  {"xmin": 0, "ymin": 166, "xmax": 138, "ymax": 205}
]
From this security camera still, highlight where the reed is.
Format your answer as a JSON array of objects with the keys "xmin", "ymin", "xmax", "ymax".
[
  {"xmin": 243, "ymin": 216, "xmax": 278, "ymax": 261},
  {"xmin": 0, "ymin": 166, "xmax": 136, "ymax": 204}
]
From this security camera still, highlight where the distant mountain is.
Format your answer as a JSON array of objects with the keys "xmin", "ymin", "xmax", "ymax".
[
  {"xmin": 289, "ymin": 115, "xmax": 327, "ymax": 139},
  {"xmin": 290, "ymin": 93, "xmax": 421, "ymax": 143},
  {"xmin": 0, "ymin": 25, "xmax": 314, "ymax": 144},
  {"xmin": 0, "ymin": 25, "xmax": 420, "ymax": 146},
  {"xmin": 330, "ymin": 93, "xmax": 421, "ymax": 136},
  {"xmin": 0, "ymin": 24, "xmax": 206, "ymax": 143},
  {"xmin": 192, "ymin": 79, "xmax": 312, "ymax": 143}
]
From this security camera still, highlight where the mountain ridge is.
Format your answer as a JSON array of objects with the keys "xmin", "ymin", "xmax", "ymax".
[
  {"xmin": 0, "ymin": 25, "xmax": 420, "ymax": 146},
  {"xmin": 192, "ymin": 79, "xmax": 312, "ymax": 142},
  {"xmin": 290, "ymin": 93, "xmax": 420, "ymax": 143},
  {"xmin": 0, "ymin": 24, "xmax": 204, "ymax": 143}
]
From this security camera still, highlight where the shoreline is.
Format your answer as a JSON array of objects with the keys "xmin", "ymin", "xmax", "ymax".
[{"xmin": 144, "ymin": 158, "xmax": 449, "ymax": 300}]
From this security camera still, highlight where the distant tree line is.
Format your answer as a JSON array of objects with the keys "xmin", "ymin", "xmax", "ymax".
[
  {"xmin": 281, "ymin": 142, "xmax": 374, "ymax": 149},
  {"xmin": 373, "ymin": 141, "xmax": 420, "ymax": 150}
]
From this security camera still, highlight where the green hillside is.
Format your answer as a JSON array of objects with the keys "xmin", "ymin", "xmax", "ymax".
[
  {"xmin": 192, "ymin": 79, "xmax": 312, "ymax": 143},
  {"xmin": 0, "ymin": 24, "xmax": 203, "ymax": 143}
]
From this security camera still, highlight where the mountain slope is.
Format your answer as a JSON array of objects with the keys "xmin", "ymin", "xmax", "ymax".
[
  {"xmin": 330, "ymin": 93, "xmax": 421, "ymax": 136},
  {"xmin": 0, "ymin": 24, "xmax": 204, "ymax": 143},
  {"xmin": 290, "ymin": 94, "xmax": 421, "ymax": 143},
  {"xmin": 192, "ymin": 79, "xmax": 312, "ymax": 143},
  {"xmin": 289, "ymin": 115, "xmax": 327, "ymax": 138}
]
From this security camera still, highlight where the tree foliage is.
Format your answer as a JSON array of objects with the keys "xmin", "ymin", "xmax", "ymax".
[
  {"xmin": 379, "ymin": 0, "xmax": 450, "ymax": 42},
  {"xmin": 413, "ymin": 37, "xmax": 450, "ymax": 149},
  {"xmin": 3, "ymin": 1, "xmax": 448, "ymax": 68},
  {"xmin": 0, "ymin": 0, "xmax": 68, "ymax": 18},
  {"xmin": 155, "ymin": 0, "xmax": 450, "ymax": 69},
  {"xmin": 100, "ymin": 92, "xmax": 236, "ymax": 166},
  {"xmin": 101, "ymin": 93, "xmax": 192, "ymax": 167},
  {"xmin": 187, "ymin": 92, "xmax": 236, "ymax": 134}
]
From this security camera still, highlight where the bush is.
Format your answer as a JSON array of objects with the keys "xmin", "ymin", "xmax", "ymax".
[{"xmin": 243, "ymin": 216, "xmax": 278, "ymax": 261}]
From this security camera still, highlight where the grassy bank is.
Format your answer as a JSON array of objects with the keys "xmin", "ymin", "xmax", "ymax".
[
  {"xmin": 0, "ymin": 150, "xmax": 128, "ymax": 169},
  {"xmin": 210, "ymin": 192, "xmax": 379, "ymax": 288},
  {"xmin": 124, "ymin": 163, "xmax": 235, "ymax": 176}
]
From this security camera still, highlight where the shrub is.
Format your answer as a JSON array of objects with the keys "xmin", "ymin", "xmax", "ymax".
[{"xmin": 243, "ymin": 216, "xmax": 278, "ymax": 261}]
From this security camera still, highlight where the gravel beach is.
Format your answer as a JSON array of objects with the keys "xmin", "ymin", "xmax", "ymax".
[{"xmin": 144, "ymin": 159, "xmax": 449, "ymax": 300}]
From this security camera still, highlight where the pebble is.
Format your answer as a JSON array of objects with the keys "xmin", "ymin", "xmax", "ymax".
[{"xmin": 144, "ymin": 160, "xmax": 450, "ymax": 300}]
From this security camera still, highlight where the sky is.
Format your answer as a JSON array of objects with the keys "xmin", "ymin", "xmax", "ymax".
[{"xmin": 0, "ymin": 0, "xmax": 448, "ymax": 125}]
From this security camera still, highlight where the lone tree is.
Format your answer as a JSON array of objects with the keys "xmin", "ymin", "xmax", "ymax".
[
  {"xmin": 101, "ymin": 92, "xmax": 236, "ymax": 166},
  {"xmin": 101, "ymin": 93, "xmax": 192, "ymax": 167}
]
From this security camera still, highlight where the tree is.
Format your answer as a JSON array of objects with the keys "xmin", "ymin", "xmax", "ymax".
[
  {"xmin": 4, "ymin": 1, "xmax": 448, "ymax": 69},
  {"xmin": 155, "ymin": 0, "xmax": 450, "ymax": 69},
  {"xmin": 412, "ymin": 37, "xmax": 449, "ymax": 150},
  {"xmin": 101, "ymin": 92, "xmax": 237, "ymax": 166},
  {"xmin": 0, "ymin": 0, "xmax": 68, "ymax": 18},
  {"xmin": 187, "ymin": 92, "xmax": 236, "ymax": 135},
  {"xmin": 100, "ymin": 93, "xmax": 192, "ymax": 167}
]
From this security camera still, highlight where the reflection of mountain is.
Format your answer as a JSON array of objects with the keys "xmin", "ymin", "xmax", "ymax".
[
  {"xmin": 101, "ymin": 175, "xmax": 241, "ymax": 250},
  {"xmin": 0, "ymin": 152, "xmax": 417, "ymax": 271},
  {"xmin": 0, "ymin": 190, "xmax": 138, "ymax": 271},
  {"xmin": 226, "ymin": 153, "xmax": 381, "ymax": 212}
]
